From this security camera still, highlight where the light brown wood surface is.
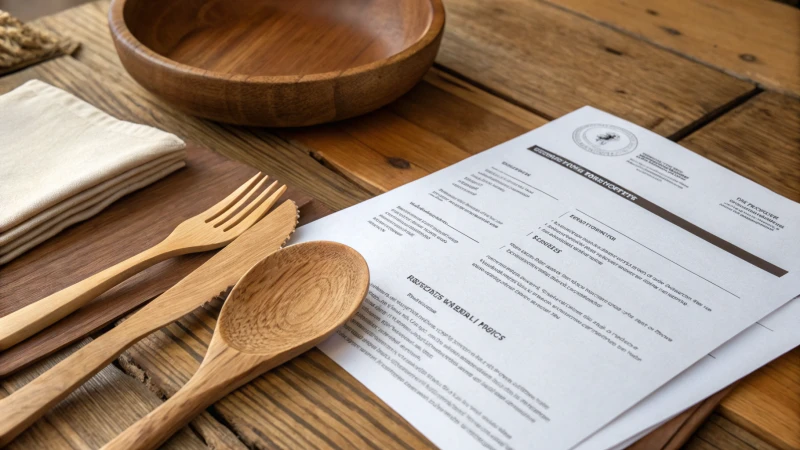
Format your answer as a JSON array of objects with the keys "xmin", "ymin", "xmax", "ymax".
[
  {"xmin": 542, "ymin": 0, "xmax": 800, "ymax": 97},
  {"xmin": 0, "ymin": 174, "xmax": 284, "ymax": 351},
  {"xmin": 0, "ymin": 0, "xmax": 795, "ymax": 449},
  {"xmin": 284, "ymin": 69, "xmax": 548, "ymax": 194},
  {"xmin": 104, "ymin": 242, "xmax": 369, "ymax": 450},
  {"xmin": 107, "ymin": 0, "xmax": 445, "ymax": 126},
  {"xmin": 435, "ymin": 0, "xmax": 756, "ymax": 137},
  {"xmin": 0, "ymin": 201, "xmax": 299, "ymax": 446}
]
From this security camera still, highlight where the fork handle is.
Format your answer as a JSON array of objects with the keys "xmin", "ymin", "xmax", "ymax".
[{"xmin": 0, "ymin": 240, "xmax": 181, "ymax": 351}]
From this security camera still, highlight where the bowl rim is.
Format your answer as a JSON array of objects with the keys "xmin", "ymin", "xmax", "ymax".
[{"xmin": 108, "ymin": 0, "xmax": 445, "ymax": 85}]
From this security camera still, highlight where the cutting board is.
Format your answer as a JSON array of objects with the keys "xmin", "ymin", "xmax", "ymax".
[
  {"xmin": 0, "ymin": 143, "xmax": 724, "ymax": 449},
  {"xmin": 0, "ymin": 143, "xmax": 324, "ymax": 376}
]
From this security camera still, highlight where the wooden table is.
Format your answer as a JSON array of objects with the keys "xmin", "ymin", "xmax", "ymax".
[{"xmin": 0, "ymin": 0, "xmax": 798, "ymax": 448}]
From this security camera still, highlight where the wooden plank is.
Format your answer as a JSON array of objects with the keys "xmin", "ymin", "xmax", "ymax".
[
  {"xmin": 679, "ymin": 92, "xmax": 800, "ymax": 450},
  {"xmin": 542, "ymin": 0, "xmax": 800, "ymax": 97},
  {"xmin": 1, "ymin": 339, "xmax": 210, "ymax": 449},
  {"xmin": 435, "ymin": 0, "xmax": 755, "ymax": 136},
  {"xmin": 683, "ymin": 413, "xmax": 778, "ymax": 450}
]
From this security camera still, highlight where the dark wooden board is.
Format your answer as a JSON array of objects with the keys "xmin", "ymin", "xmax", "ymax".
[{"xmin": 0, "ymin": 143, "xmax": 316, "ymax": 376}]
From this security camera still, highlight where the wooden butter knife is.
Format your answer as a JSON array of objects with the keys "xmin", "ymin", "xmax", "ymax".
[{"xmin": 0, "ymin": 200, "xmax": 299, "ymax": 446}]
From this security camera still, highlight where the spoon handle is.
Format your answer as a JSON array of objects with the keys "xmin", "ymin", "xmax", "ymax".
[{"xmin": 101, "ymin": 346, "xmax": 265, "ymax": 450}]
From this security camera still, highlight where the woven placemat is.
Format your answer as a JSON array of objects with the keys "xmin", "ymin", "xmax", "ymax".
[{"xmin": 0, "ymin": 10, "xmax": 79, "ymax": 75}]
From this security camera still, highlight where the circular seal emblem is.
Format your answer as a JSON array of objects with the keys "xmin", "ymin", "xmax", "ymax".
[{"xmin": 572, "ymin": 123, "xmax": 638, "ymax": 156}]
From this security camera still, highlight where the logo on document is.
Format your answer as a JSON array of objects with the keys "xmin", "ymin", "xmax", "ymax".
[{"xmin": 572, "ymin": 124, "xmax": 638, "ymax": 156}]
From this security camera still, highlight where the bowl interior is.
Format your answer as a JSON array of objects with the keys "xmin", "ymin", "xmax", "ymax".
[{"xmin": 123, "ymin": 0, "xmax": 435, "ymax": 77}]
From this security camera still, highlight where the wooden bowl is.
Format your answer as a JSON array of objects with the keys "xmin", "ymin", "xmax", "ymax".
[{"xmin": 108, "ymin": 0, "xmax": 445, "ymax": 127}]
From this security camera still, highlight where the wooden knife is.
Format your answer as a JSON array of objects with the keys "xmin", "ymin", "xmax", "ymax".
[{"xmin": 0, "ymin": 200, "xmax": 299, "ymax": 446}]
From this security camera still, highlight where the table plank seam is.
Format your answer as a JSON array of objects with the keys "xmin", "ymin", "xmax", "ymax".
[
  {"xmin": 197, "ymin": 403, "xmax": 250, "ymax": 450},
  {"xmin": 667, "ymin": 87, "xmax": 762, "ymax": 142}
]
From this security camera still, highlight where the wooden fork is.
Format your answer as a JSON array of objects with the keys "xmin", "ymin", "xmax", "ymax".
[{"xmin": 0, "ymin": 173, "xmax": 287, "ymax": 351}]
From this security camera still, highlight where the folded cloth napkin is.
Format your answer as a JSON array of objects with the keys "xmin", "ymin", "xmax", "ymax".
[{"xmin": 0, "ymin": 79, "xmax": 186, "ymax": 264}]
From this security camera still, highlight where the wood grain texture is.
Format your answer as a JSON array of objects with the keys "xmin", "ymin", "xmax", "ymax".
[
  {"xmin": 105, "ymin": 242, "xmax": 369, "ymax": 450},
  {"xmin": 284, "ymin": 69, "xmax": 547, "ymax": 194},
  {"xmin": 721, "ymin": 347, "xmax": 800, "ymax": 450},
  {"xmin": 683, "ymin": 413, "xmax": 778, "ymax": 450},
  {"xmin": 0, "ymin": 173, "xmax": 285, "ymax": 351},
  {"xmin": 435, "ymin": 0, "xmax": 756, "ymax": 136},
  {"xmin": 32, "ymin": 3, "xmax": 544, "ymax": 196},
  {"xmin": 542, "ymin": 0, "xmax": 800, "ymax": 97},
  {"xmin": 108, "ymin": 0, "xmax": 444, "ymax": 126},
  {"xmin": 1, "ymin": 339, "xmax": 208, "ymax": 449},
  {"xmin": 30, "ymin": 2, "xmax": 540, "ymax": 194}
]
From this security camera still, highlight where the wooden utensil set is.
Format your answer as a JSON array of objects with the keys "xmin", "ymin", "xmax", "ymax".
[{"xmin": 0, "ymin": 177, "xmax": 370, "ymax": 449}]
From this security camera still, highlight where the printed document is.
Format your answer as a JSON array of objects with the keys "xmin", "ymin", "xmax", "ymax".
[{"xmin": 291, "ymin": 107, "xmax": 800, "ymax": 449}]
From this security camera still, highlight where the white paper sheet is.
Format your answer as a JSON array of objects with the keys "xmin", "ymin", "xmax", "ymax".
[{"xmin": 290, "ymin": 107, "xmax": 800, "ymax": 449}]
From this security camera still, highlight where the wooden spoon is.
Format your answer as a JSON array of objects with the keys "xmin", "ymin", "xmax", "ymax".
[{"xmin": 101, "ymin": 240, "xmax": 369, "ymax": 450}]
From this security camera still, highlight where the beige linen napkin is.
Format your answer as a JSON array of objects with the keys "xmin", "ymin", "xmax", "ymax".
[{"xmin": 0, "ymin": 79, "xmax": 186, "ymax": 264}]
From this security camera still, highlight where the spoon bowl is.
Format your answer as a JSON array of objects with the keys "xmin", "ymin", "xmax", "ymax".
[
  {"xmin": 102, "ymin": 241, "xmax": 369, "ymax": 450},
  {"xmin": 219, "ymin": 240, "xmax": 369, "ymax": 355}
]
